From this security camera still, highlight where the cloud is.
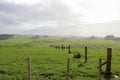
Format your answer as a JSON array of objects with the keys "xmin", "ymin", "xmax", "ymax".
[
  {"xmin": 20, "ymin": 19, "xmax": 120, "ymax": 37},
  {"xmin": 79, "ymin": 20, "xmax": 120, "ymax": 37},
  {"xmin": 0, "ymin": 0, "xmax": 80, "ymax": 30},
  {"xmin": 78, "ymin": 0, "xmax": 120, "ymax": 23},
  {"xmin": 21, "ymin": 24, "xmax": 82, "ymax": 36},
  {"xmin": 0, "ymin": 0, "xmax": 42, "ymax": 5},
  {"xmin": 0, "ymin": 0, "xmax": 76, "ymax": 21},
  {"xmin": 0, "ymin": 0, "xmax": 84, "ymax": 35},
  {"xmin": 0, "ymin": 0, "xmax": 120, "ymax": 36}
]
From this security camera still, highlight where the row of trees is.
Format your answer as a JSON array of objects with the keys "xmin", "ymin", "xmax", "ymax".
[
  {"xmin": 88, "ymin": 35, "xmax": 120, "ymax": 41},
  {"xmin": 104, "ymin": 35, "xmax": 120, "ymax": 41},
  {"xmin": 0, "ymin": 34, "xmax": 14, "ymax": 40},
  {"xmin": 0, "ymin": 34, "xmax": 119, "ymax": 41},
  {"xmin": 20, "ymin": 34, "xmax": 120, "ymax": 41}
]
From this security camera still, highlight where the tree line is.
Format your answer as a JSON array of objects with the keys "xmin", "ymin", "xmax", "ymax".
[
  {"xmin": 0, "ymin": 34, "xmax": 14, "ymax": 40},
  {"xmin": 88, "ymin": 35, "xmax": 120, "ymax": 41}
]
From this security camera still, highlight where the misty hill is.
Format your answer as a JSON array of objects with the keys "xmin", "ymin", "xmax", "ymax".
[{"xmin": 0, "ymin": 35, "xmax": 120, "ymax": 49}]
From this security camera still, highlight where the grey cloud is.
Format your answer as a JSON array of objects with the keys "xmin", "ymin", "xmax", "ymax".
[
  {"xmin": 0, "ymin": 0, "xmax": 75, "ymax": 22},
  {"xmin": 0, "ymin": 0, "xmax": 119, "ymax": 37},
  {"xmin": 0, "ymin": 13, "xmax": 19, "ymax": 26},
  {"xmin": 0, "ymin": 0, "xmax": 80, "ymax": 34}
]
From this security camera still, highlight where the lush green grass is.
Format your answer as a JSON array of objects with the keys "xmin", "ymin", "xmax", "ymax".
[{"xmin": 0, "ymin": 35, "xmax": 120, "ymax": 80}]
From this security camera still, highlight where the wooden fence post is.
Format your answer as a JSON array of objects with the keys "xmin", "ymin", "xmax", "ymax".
[
  {"xmin": 98, "ymin": 58, "xmax": 102, "ymax": 80},
  {"xmin": 58, "ymin": 45, "xmax": 60, "ymax": 49},
  {"xmin": 84, "ymin": 46, "xmax": 87, "ymax": 63},
  {"xmin": 55, "ymin": 46, "xmax": 58, "ymax": 49},
  {"xmin": 106, "ymin": 48, "xmax": 112, "ymax": 75},
  {"xmin": 27, "ymin": 57, "xmax": 31, "ymax": 80},
  {"xmin": 61, "ymin": 44, "xmax": 64, "ymax": 51},
  {"xmin": 66, "ymin": 58, "xmax": 70, "ymax": 80},
  {"xmin": 68, "ymin": 45, "xmax": 71, "ymax": 54},
  {"xmin": 0, "ymin": 45, "xmax": 1, "ymax": 49}
]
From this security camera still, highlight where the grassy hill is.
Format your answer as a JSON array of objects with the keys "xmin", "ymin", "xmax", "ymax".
[{"xmin": 0, "ymin": 35, "xmax": 120, "ymax": 80}]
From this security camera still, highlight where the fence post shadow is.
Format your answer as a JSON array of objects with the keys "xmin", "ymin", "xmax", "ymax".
[{"xmin": 104, "ymin": 75, "xmax": 111, "ymax": 80}]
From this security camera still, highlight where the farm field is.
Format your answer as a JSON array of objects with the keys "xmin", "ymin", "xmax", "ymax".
[{"xmin": 0, "ymin": 35, "xmax": 120, "ymax": 80}]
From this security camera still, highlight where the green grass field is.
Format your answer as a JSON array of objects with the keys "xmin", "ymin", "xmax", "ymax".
[{"xmin": 0, "ymin": 35, "xmax": 120, "ymax": 80}]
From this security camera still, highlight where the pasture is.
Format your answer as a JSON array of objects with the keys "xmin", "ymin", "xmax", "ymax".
[{"xmin": 0, "ymin": 35, "xmax": 120, "ymax": 80}]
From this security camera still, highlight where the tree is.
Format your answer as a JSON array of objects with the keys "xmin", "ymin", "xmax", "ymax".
[
  {"xmin": 89, "ymin": 35, "xmax": 97, "ymax": 39},
  {"xmin": 104, "ymin": 35, "xmax": 115, "ymax": 40},
  {"xmin": 0, "ymin": 34, "xmax": 14, "ymax": 40},
  {"xmin": 31, "ymin": 35, "xmax": 39, "ymax": 43}
]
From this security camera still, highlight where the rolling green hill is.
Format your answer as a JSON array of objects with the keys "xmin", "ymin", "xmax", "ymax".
[{"xmin": 0, "ymin": 35, "xmax": 120, "ymax": 80}]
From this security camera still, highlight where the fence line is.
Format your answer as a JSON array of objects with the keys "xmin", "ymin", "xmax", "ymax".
[{"xmin": 25, "ymin": 47, "xmax": 113, "ymax": 80}]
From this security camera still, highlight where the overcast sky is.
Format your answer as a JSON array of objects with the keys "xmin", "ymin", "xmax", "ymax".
[{"xmin": 0, "ymin": 0, "xmax": 120, "ymax": 37}]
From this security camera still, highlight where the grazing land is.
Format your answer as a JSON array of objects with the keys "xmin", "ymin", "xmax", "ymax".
[{"xmin": 0, "ymin": 35, "xmax": 120, "ymax": 80}]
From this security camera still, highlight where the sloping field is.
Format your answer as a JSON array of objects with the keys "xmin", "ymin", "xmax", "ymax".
[{"xmin": 0, "ymin": 35, "xmax": 120, "ymax": 80}]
